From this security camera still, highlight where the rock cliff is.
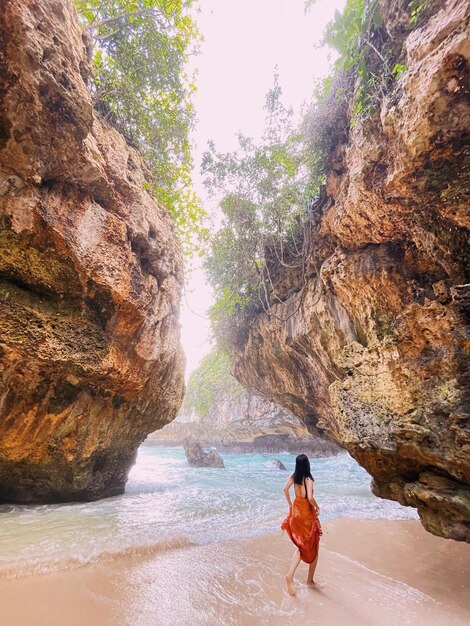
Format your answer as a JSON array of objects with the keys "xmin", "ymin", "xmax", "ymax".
[
  {"xmin": 231, "ymin": 0, "xmax": 470, "ymax": 540},
  {"xmin": 0, "ymin": 0, "xmax": 185, "ymax": 502},
  {"xmin": 152, "ymin": 389, "xmax": 341, "ymax": 456}
]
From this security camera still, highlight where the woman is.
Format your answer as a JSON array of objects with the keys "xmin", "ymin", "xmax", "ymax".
[{"xmin": 281, "ymin": 454, "xmax": 322, "ymax": 596}]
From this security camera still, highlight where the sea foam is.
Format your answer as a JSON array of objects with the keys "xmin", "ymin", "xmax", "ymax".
[{"xmin": 0, "ymin": 444, "xmax": 417, "ymax": 578}]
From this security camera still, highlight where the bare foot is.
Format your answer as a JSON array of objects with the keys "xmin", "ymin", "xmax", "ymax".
[
  {"xmin": 306, "ymin": 580, "xmax": 315, "ymax": 587},
  {"xmin": 285, "ymin": 575, "xmax": 296, "ymax": 596}
]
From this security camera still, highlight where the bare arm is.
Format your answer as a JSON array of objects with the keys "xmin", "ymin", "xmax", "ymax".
[
  {"xmin": 283, "ymin": 476, "xmax": 294, "ymax": 508},
  {"xmin": 306, "ymin": 478, "xmax": 320, "ymax": 514}
]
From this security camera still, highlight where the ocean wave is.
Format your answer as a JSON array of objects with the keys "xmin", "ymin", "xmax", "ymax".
[
  {"xmin": 0, "ymin": 447, "xmax": 418, "ymax": 577},
  {"xmin": 0, "ymin": 535, "xmax": 197, "ymax": 581}
]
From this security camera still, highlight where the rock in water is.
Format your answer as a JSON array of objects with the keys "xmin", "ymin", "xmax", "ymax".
[
  {"xmin": 183, "ymin": 438, "xmax": 225, "ymax": 468},
  {"xmin": 0, "ymin": 0, "xmax": 185, "ymax": 502},
  {"xmin": 273, "ymin": 459, "xmax": 287, "ymax": 471},
  {"xmin": 230, "ymin": 0, "xmax": 470, "ymax": 541}
]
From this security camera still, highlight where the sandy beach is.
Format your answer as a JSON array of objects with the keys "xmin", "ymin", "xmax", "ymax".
[{"xmin": 2, "ymin": 518, "xmax": 469, "ymax": 626}]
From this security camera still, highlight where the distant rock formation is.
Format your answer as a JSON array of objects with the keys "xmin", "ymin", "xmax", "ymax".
[
  {"xmin": 150, "ymin": 348, "xmax": 341, "ymax": 456},
  {"xmin": 150, "ymin": 362, "xmax": 341, "ymax": 457},
  {"xmin": 0, "ymin": 0, "xmax": 185, "ymax": 502},
  {"xmin": 183, "ymin": 438, "xmax": 225, "ymax": 468},
  {"xmin": 229, "ymin": 0, "xmax": 470, "ymax": 540},
  {"xmin": 273, "ymin": 459, "xmax": 287, "ymax": 470}
]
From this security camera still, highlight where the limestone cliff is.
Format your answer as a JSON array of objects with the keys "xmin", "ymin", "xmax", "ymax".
[
  {"xmin": 152, "ymin": 389, "xmax": 341, "ymax": 456},
  {"xmin": 0, "ymin": 0, "xmax": 185, "ymax": 502},
  {"xmin": 231, "ymin": 0, "xmax": 470, "ymax": 540}
]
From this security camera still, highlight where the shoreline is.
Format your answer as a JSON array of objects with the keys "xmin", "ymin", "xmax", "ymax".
[{"xmin": 2, "ymin": 517, "xmax": 469, "ymax": 625}]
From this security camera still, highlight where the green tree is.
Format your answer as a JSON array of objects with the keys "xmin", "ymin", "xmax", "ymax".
[
  {"xmin": 75, "ymin": 0, "xmax": 206, "ymax": 253},
  {"xmin": 202, "ymin": 75, "xmax": 323, "ymax": 345},
  {"xmin": 205, "ymin": 0, "xmax": 425, "ymax": 348},
  {"xmin": 308, "ymin": 0, "xmax": 424, "ymax": 121},
  {"xmin": 182, "ymin": 348, "xmax": 243, "ymax": 418}
]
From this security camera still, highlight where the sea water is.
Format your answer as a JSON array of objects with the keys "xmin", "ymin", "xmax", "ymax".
[{"xmin": 0, "ymin": 444, "xmax": 417, "ymax": 578}]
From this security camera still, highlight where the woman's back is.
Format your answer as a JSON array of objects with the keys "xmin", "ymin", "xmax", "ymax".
[{"xmin": 293, "ymin": 477, "xmax": 312, "ymax": 499}]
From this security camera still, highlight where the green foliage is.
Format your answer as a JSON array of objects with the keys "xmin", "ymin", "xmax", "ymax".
[
  {"xmin": 75, "ymin": 0, "xmax": 206, "ymax": 254},
  {"xmin": 182, "ymin": 348, "xmax": 244, "ymax": 418},
  {"xmin": 320, "ymin": 0, "xmax": 421, "ymax": 122},
  {"xmin": 323, "ymin": 0, "xmax": 391, "ymax": 121},
  {"xmin": 202, "ymin": 76, "xmax": 320, "ymax": 345},
  {"xmin": 392, "ymin": 63, "xmax": 408, "ymax": 78},
  {"xmin": 408, "ymin": 0, "xmax": 425, "ymax": 25},
  {"xmin": 205, "ymin": 0, "xmax": 423, "ymax": 349}
]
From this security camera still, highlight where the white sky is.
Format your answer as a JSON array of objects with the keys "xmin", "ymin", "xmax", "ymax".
[{"xmin": 181, "ymin": 0, "xmax": 346, "ymax": 376}]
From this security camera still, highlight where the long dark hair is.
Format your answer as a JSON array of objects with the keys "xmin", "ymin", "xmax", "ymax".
[{"xmin": 292, "ymin": 454, "xmax": 313, "ymax": 485}]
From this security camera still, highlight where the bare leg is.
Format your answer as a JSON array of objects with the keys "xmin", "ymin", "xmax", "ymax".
[
  {"xmin": 307, "ymin": 553, "xmax": 319, "ymax": 586},
  {"xmin": 286, "ymin": 548, "xmax": 301, "ymax": 596}
]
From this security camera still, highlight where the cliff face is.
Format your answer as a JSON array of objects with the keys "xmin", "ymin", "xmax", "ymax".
[
  {"xmin": 232, "ymin": 0, "xmax": 470, "ymax": 540},
  {"xmin": 152, "ymin": 390, "xmax": 341, "ymax": 456},
  {"xmin": 0, "ymin": 0, "xmax": 185, "ymax": 502}
]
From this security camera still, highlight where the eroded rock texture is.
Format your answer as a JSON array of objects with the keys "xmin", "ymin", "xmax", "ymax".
[
  {"xmin": 0, "ymin": 0, "xmax": 185, "ymax": 502},
  {"xmin": 231, "ymin": 0, "xmax": 470, "ymax": 540}
]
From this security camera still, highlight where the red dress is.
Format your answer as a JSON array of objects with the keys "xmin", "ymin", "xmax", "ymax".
[{"xmin": 281, "ymin": 485, "xmax": 322, "ymax": 564}]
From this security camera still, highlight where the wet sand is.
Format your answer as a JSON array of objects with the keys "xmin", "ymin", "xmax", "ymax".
[{"xmin": 2, "ymin": 518, "xmax": 469, "ymax": 626}]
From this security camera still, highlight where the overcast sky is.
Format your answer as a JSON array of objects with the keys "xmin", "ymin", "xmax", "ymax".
[{"xmin": 180, "ymin": 0, "xmax": 346, "ymax": 376}]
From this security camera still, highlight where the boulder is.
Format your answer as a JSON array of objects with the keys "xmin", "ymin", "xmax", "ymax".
[{"xmin": 183, "ymin": 438, "xmax": 224, "ymax": 468}]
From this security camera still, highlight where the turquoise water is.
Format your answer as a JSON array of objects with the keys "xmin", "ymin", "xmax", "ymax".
[{"xmin": 0, "ymin": 444, "xmax": 417, "ymax": 577}]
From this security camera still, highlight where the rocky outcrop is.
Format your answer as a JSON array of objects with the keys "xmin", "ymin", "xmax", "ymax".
[
  {"xmin": 231, "ymin": 0, "xmax": 470, "ymax": 540},
  {"xmin": 151, "ymin": 388, "xmax": 341, "ymax": 456},
  {"xmin": 0, "ymin": 0, "xmax": 185, "ymax": 502},
  {"xmin": 183, "ymin": 438, "xmax": 224, "ymax": 468},
  {"xmin": 273, "ymin": 459, "xmax": 287, "ymax": 470}
]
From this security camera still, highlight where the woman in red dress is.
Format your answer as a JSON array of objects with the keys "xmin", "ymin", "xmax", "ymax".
[{"xmin": 281, "ymin": 454, "xmax": 322, "ymax": 596}]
